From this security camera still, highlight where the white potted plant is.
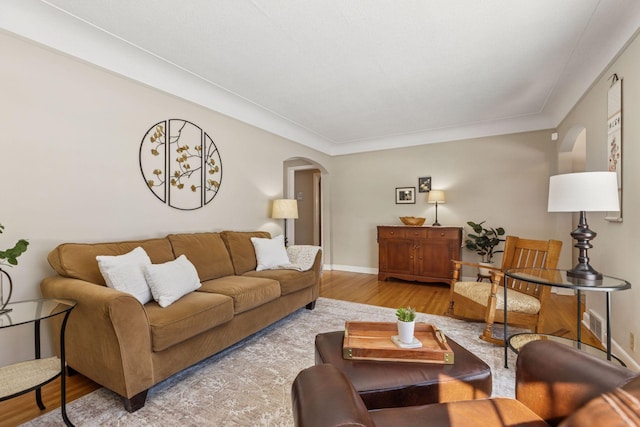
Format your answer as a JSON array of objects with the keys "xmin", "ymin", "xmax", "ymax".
[
  {"xmin": 395, "ymin": 306, "xmax": 417, "ymax": 344},
  {"xmin": 464, "ymin": 220, "xmax": 505, "ymax": 275}
]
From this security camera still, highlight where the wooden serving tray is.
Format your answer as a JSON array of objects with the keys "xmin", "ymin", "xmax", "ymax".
[{"xmin": 343, "ymin": 321, "xmax": 454, "ymax": 364}]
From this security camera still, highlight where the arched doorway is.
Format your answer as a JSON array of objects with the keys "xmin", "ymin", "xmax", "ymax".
[
  {"xmin": 283, "ymin": 158, "xmax": 328, "ymax": 247},
  {"xmin": 558, "ymin": 125, "xmax": 586, "ymax": 174}
]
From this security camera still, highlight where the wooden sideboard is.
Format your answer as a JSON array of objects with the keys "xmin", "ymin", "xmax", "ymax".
[{"xmin": 377, "ymin": 225, "xmax": 462, "ymax": 284}]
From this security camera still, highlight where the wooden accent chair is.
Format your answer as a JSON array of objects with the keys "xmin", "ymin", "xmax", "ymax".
[{"xmin": 447, "ymin": 236, "xmax": 562, "ymax": 344}]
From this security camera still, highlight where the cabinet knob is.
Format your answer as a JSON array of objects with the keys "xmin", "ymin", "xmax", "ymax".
[{"xmin": 440, "ymin": 232, "xmax": 445, "ymax": 237}]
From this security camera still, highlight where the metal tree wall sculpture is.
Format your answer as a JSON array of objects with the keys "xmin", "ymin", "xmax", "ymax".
[{"xmin": 140, "ymin": 119, "xmax": 222, "ymax": 210}]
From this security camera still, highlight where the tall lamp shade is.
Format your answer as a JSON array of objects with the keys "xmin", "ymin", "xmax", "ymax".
[
  {"xmin": 427, "ymin": 190, "xmax": 446, "ymax": 226},
  {"xmin": 271, "ymin": 199, "xmax": 298, "ymax": 245},
  {"xmin": 271, "ymin": 199, "xmax": 299, "ymax": 219},
  {"xmin": 548, "ymin": 171, "xmax": 619, "ymax": 280}
]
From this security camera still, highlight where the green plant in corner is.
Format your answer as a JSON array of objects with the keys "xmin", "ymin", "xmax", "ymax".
[
  {"xmin": 464, "ymin": 220, "xmax": 506, "ymax": 263},
  {"xmin": 396, "ymin": 306, "xmax": 416, "ymax": 322},
  {"xmin": 0, "ymin": 224, "xmax": 29, "ymax": 267}
]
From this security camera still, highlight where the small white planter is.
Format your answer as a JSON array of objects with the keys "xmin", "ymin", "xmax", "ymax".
[
  {"xmin": 397, "ymin": 320, "xmax": 415, "ymax": 344},
  {"xmin": 478, "ymin": 262, "xmax": 495, "ymax": 277}
]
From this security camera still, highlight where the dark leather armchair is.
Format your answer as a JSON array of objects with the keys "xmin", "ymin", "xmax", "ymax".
[{"xmin": 292, "ymin": 340, "xmax": 640, "ymax": 427}]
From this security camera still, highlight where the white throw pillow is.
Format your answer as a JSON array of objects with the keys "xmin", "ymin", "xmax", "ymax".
[
  {"xmin": 143, "ymin": 255, "xmax": 201, "ymax": 308},
  {"xmin": 251, "ymin": 234, "xmax": 291, "ymax": 271},
  {"xmin": 96, "ymin": 247, "xmax": 153, "ymax": 304}
]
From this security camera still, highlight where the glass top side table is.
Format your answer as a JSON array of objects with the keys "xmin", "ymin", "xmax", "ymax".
[
  {"xmin": 0, "ymin": 298, "xmax": 76, "ymax": 426},
  {"xmin": 503, "ymin": 268, "xmax": 630, "ymax": 367},
  {"xmin": 508, "ymin": 333, "xmax": 626, "ymax": 366}
]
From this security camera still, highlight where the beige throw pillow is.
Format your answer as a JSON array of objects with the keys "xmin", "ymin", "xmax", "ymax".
[
  {"xmin": 144, "ymin": 255, "xmax": 201, "ymax": 307},
  {"xmin": 96, "ymin": 246, "xmax": 152, "ymax": 304},
  {"xmin": 251, "ymin": 234, "xmax": 291, "ymax": 271}
]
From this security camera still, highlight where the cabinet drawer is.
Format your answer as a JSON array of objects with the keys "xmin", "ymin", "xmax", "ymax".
[
  {"xmin": 378, "ymin": 228, "xmax": 408, "ymax": 238},
  {"xmin": 406, "ymin": 228, "xmax": 428, "ymax": 239},
  {"xmin": 427, "ymin": 228, "xmax": 460, "ymax": 240}
]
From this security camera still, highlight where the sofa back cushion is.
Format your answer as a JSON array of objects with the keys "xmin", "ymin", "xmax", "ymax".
[
  {"xmin": 47, "ymin": 238, "xmax": 174, "ymax": 285},
  {"xmin": 167, "ymin": 232, "xmax": 235, "ymax": 281},
  {"xmin": 221, "ymin": 231, "xmax": 271, "ymax": 274}
]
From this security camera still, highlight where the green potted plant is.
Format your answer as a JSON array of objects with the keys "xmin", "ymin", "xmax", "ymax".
[
  {"xmin": 0, "ymin": 224, "xmax": 29, "ymax": 267},
  {"xmin": 0, "ymin": 224, "xmax": 29, "ymax": 312},
  {"xmin": 464, "ymin": 221, "xmax": 505, "ymax": 274},
  {"xmin": 395, "ymin": 306, "xmax": 417, "ymax": 344}
]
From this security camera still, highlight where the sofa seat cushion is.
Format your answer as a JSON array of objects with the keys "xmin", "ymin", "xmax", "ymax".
[
  {"xmin": 454, "ymin": 282, "xmax": 541, "ymax": 314},
  {"xmin": 370, "ymin": 398, "xmax": 548, "ymax": 427},
  {"xmin": 145, "ymin": 291, "xmax": 234, "ymax": 352},
  {"xmin": 198, "ymin": 275, "xmax": 280, "ymax": 314},
  {"xmin": 244, "ymin": 269, "xmax": 315, "ymax": 295},
  {"xmin": 221, "ymin": 231, "xmax": 271, "ymax": 275},
  {"xmin": 167, "ymin": 232, "xmax": 235, "ymax": 281}
]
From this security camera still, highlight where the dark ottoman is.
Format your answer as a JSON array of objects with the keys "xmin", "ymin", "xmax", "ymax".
[{"xmin": 315, "ymin": 331, "xmax": 491, "ymax": 410}]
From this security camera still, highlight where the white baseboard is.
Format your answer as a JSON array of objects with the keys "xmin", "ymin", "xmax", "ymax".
[
  {"xmin": 325, "ymin": 264, "xmax": 378, "ymax": 274},
  {"xmin": 582, "ymin": 313, "xmax": 640, "ymax": 371},
  {"xmin": 553, "ymin": 287, "xmax": 575, "ymax": 296}
]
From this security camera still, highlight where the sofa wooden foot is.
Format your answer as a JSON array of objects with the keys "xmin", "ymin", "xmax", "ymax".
[
  {"xmin": 306, "ymin": 301, "xmax": 316, "ymax": 310},
  {"xmin": 123, "ymin": 390, "xmax": 148, "ymax": 412}
]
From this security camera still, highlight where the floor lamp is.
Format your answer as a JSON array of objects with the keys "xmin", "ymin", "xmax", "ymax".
[
  {"xmin": 271, "ymin": 199, "xmax": 298, "ymax": 246},
  {"xmin": 427, "ymin": 190, "xmax": 446, "ymax": 226},
  {"xmin": 547, "ymin": 171, "xmax": 619, "ymax": 281}
]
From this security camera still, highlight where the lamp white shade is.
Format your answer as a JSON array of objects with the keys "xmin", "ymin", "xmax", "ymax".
[
  {"xmin": 427, "ymin": 190, "xmax": 446, "ymax": 204},
  {"xmin": 548, "ymin": 171, "xmax": 619, "ymax": 212},
  {"xmin": 271, "ymin": 199, "xmax": 299, "ymax": 219}
]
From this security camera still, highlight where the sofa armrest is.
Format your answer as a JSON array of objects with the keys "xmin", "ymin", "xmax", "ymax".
[
  {"xmin": 310, "ymin": 249, "xmax": 322, "ymax": 301},
  {"xmin": 291, "ymin": 364, "xmax": 374, "ymax": 427},
  {"xmin": 516, "ymin": 339, "xmax": 639, "ymax": 425},
  {"xmin": 40, "ymin": 276, "xmax": 154, "ymax": 399}
]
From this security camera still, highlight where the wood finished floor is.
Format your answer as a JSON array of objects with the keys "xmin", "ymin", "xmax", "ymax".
[{"xmin": 0, "ymin": 270, "xmax": 600, "ymax": 426}]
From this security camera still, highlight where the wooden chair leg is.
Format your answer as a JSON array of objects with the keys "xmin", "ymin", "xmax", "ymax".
[
  {"xmin": 480, "ymin": 276, "xmax": 503, "ymax": 345},
  {"xmin": 446, "ymin": 263, "xmax": 462, "ymax": 316}
]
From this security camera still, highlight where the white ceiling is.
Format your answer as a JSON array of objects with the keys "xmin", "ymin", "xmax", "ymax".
[{"xmin": 3, "ymin": 1, "xmax": 640, "ymax": 155}]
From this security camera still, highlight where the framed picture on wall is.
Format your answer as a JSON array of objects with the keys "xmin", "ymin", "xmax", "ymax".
[
  {"xmin": 606, "ymin": 74, "xmax": 623, "ymax": 222},
  {"xmin": 395, "ymin": 187, "xmax": 416, "ymax": 204},
  {"xmin": 418, "ymin": 176, "xmax": 432, "ymax": 193}
]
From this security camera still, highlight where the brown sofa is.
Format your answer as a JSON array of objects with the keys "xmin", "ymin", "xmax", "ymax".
[
  {"xmin": 41, "ymin": 231, "xmax": 322, "ymax": 412},
  {"xmin": 292, "ymin": 340, "xmax": 640, "ymax": 427}
]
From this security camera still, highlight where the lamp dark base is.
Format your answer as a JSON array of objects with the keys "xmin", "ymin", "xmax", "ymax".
[
  {"xmin": 567, "ymin": 264, "xmax": 603, "ymax": 282},
  {"xmin": 432, "ymin": 222, "xmax": 441, "ymax": 226}
]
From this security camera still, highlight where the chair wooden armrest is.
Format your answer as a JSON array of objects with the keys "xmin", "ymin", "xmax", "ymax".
[{"xmin": 451, "ymin": 259, "xmax": 502, "ymax": 273}]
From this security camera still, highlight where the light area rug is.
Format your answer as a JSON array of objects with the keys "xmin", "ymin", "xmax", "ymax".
[{"xmin": 25, "ymin": 298, "xmax": 517, "ymax": 426}]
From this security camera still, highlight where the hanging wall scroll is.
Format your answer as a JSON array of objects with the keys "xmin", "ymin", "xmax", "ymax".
[
  {"xmin": 606, "ymin": 75, "xmax": 622, "ymax": 222},
  {"xmin": 140, "ymin": 119, "xmax": 222, "ymax": 210}
]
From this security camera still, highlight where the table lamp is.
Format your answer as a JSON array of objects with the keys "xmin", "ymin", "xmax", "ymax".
[
  {"xmin": 547, "ymin": 171, "xmax": 619, "ymax": 280},
  {"xmin": 427, "ymin": 190, "xmax": 446, "ymax": 226},
  {"xmin": 271, "ymin": 199, "xmax": 299, "ymax": 246}
]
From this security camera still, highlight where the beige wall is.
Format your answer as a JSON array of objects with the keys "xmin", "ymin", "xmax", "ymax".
[
  {"xmin": 556, "ymin": 31, "xmax": 640, "ymax": 365},
  {"xmin": 0, "ymin": 33, "xmax": 330, "ymax": 365},
  {"xmin": 4, "ymin": 24, "xmax": 639, "ymax": 369},
  {"xmin": 330, "ymin": 131, "xmax": 560, "ymax": 272}
]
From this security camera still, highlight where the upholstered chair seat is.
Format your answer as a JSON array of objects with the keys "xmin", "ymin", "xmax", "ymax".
[{"xmin": 453, "ymin": 281, "xmax": 541, "ymax": 315}]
